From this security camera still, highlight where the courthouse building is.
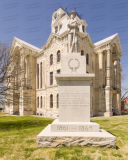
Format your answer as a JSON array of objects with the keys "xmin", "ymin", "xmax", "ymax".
[{"xmin": 5, "ymin": 8, "xmax": 123, "ymax": 117}]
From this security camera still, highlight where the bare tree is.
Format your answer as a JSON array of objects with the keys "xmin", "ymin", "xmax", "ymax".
[
  {"xmin": 0, "ymin": 41, "xmax": 10, "ymax": 106},
  {"xmin": 0, "ymin": 41, "xmax": 35, "ymax": 115},
  {"xmin": 121, "ymin": 73, "xmax": 128, "ymax": 101}
]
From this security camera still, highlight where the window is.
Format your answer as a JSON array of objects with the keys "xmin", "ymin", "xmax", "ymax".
[
  {"xmin": 54, "ymin": 13, "xmax": 57, "ymax": 19},
  {"xmin": 57, "ymin": 50, "xmax": 61, "ymax": 62},
  {"xmin": 57, "ymin": 94, "xmax": 59, "ymax": 108},
  {"xmin": 57, "ymin": 69, "xmax": 60, "ymax": 74},
  {"xmin": 37, "ymin": 97, "xmax": 39, "ymax": 108},
  {"xmin": 60, "ymin": 25, "xmax": 62, "ymax": 30},
  {"xmin": 50, "ymin": 54, "xmax": 53, "ymax": 65},
  {"xmin": 40, "ymin": 62, "xmax": 42, "ymax": 88},
  {"xmin": 82, "ymin": 25, "xmax": 85, "ymax": 32},
  {"xmin": 50, "ymin": 94, "xmax": 53, "ymax": 108},
  {"xmin": 50, "ymin": 72, "xmax": 53, "ymax": 85},
  {"xmin": 37, "ymin": 64, "xmax": 39, "ymax": 89},
  {"xmin": 86, "ymin": 54, "xmax": 89, "ymax": 65},
  {"xmin": 81, "ymin": 50, "xmax": 84, "ymax": 56},
  {"xmin": 40, "ymin": 96, "xmax": 42, "ymax": 108},
  {"xmin": 55, "ymin": 26, "xmax": 58, "ymax": 33}
]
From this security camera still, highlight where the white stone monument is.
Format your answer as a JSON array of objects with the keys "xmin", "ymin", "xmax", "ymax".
[{"xmin": 37, "ymin": 11, "xmax": 116, "ymax": 148}]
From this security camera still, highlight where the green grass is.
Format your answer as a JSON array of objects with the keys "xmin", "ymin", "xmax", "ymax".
[
  {"xmin": 0, "ymin": 112, "xmax": 7, "ymax": 116},
  {"xmin": 0, "ymin": 115, "xmax": 128, "ymax": 160}
]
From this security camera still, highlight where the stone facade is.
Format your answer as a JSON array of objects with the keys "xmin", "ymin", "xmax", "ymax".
[{"xmin": 5, "ymin": 8, "xmax": 123, "ymax": 117}]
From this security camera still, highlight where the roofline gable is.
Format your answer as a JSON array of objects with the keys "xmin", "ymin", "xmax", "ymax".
[{"xmin": 94, "ymin": 33, "xmax": 118, "ymax": 46}]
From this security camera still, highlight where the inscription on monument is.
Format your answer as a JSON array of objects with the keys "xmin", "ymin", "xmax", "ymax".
[
  {"xmin": 58, "ymin": 81, "xmax": 90, "ymax": 122},
  {"xmin": 60, "ymin": 93, "xmax": 89, "ymax": 108},
  {"xmin": 56, "ymin": 125, "xmax": 93, "ymax": 132},
  {"xmin": 57, "ymin": 125, "xmax": 68, "ymax": 131},
  {"xmin": 79, "ymin": 126, "xmax": 92, "ymax": 131}
]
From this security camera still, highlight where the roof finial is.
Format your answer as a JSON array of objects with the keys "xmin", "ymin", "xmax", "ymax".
[{"xmin": 74, "ymin": 7, "xmax": 76, "ymax": 11}]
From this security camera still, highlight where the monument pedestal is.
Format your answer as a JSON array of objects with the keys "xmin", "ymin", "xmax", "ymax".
[
  {"xmin": 37, "ymin": 124, "xmax": 116, "ymax": 148},
  {"xmin": 37, "ymin": 53, "xmax": 116, "ymax": 148}
]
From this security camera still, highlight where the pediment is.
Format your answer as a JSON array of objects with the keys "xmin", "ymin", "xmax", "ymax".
[
  {"xmin": 9, "ymin": 37, "xmax": 42, "ymax": 56},
  {"xmin": 94, "ymin": 33, "xmax": 123, "ymax": 56}
]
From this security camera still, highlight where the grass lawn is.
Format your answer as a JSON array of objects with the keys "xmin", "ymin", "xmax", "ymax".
[{"xmin": 0, "ymin": 114, "xmax": 128, "ymax": 160}]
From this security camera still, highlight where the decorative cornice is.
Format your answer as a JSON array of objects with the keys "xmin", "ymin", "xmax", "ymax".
[
  {"xmin": 94, "ymin": 34, "xmax": 123, "ymax": 56},
  {"xmin": 95, "ymin": 42, "xmax": 112, "ymax": 53}
]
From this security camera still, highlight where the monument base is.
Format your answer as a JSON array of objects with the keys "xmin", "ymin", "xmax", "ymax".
[
  {"xmin": 37, "ymin": 120, "xmax": 116, "ymax": 148},
  {"xmin": 37, "ymin": 124, "xmax": 116, "ymax": 148}
]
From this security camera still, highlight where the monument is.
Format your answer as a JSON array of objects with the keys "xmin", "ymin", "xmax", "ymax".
[{"xmin": 37, "ymin": 11, "xmax": 116, "ymax": 148}]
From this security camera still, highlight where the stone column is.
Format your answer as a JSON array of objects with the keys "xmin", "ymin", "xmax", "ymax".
[
  {"xmin": 114, "ymin": 61, "xmax": 117, "ymax": 88},
  {"xmin": 105, "ymin": 89, "xmax": 112, "ymax": 112},
  {"xmin": 104, "ymin": 48, "xmax": 113, "ymax": 117},
  {"xmin": 28, "ymin": 55, "xmax": 36, "ymax": 115},
  {"xmin": 42, "ymin": 61, "xmax": 45, "ymax": 89},
  {"xmin": 117, "ymin": 92, "xmax": 121, "ymax": 115},
  {"xmin": 9, "ymin": 89, "xmax": 14, "ymax": 115},
  {"xmin": 25, "ymin": 58, "xmax": 28, "ymax": 86},
  {"xmin": 116, "ymin": 58, "xmax": 121, "ymax": 115},
  {"xmin": 19, "ymin": 90, "xmax": 23, "ymax": 115},
  {"xmin": 116, "ymin": 59, "xmax": 120, "ymax": 89},
  {"xmin": 19, "ymin": 49, "xmax": 28, "ymax": 115},
  {"xmin": 119, "ymin": 71, "xmax": 121, "ymax": 90},
  {"xmin": 98, "ymin": 51, "xmax": 103, "ymax": 115},
  {"xmin": 106, "ymin": 49, "xmax": 112, "ymax": 86},
  {"xmin": 112, "ymin": 62, "xmax": 115, "ymax": 88},
  {"xmin": 20, "ymin": 51, "xmax": 26, "ymax": 87}
]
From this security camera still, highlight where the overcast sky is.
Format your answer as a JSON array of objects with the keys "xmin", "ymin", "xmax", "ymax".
[{"xmin": 0, "ymin": 0, "xmax": 128, "ymax": 87}]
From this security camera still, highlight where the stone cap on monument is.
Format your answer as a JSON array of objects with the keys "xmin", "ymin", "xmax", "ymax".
[{"xmin": 62, "ymin": 53, "xmax": 87, "ymax": 74}]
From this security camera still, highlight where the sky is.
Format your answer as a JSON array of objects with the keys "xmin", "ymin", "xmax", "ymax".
[{"xmin": 0, "ymin": 0, "xmax": 128, "ymax": 88}]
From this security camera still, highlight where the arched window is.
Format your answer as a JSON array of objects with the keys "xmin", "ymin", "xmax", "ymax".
[
  {"xmin": 50, "ymin": 72, "xmax": 53, "ymax": 85},
  {"xmin": 41, "ymin": 96, "xmax": 42, "ymax": 108},
  {"xmin": 57, "ymin": 94, "xmax": 59, "ymax": 108},
  {"xmin": 37, "ymin": 64, "xmax": 39, "ymax": 89},
  {"xmin": 40, "ymin": 62, "xmax": 42, "ymax": 88},
  {"xmin": 50, "ymin": 54, "xmax": 53, "ymax": 65},
  {"xmin": 50, "ymin": 94, "xmax": 53, "ymax": 108},
  {"xmin": 86, "ymin": 54, "xmax": 89, "ymax": 65},
  {"xmin": 37, "ymin": 97, "xmax": 39, "ymax": 108},
  {"xmin": 82, "ymin": 25, "xmax": 85, "ymax": 32},
  {"xmin": 55, "ymin": 26, "xmax": 58, "ymax": 33},
  {"xmin": 57, "ymin": 69, "xmax": 60, "ymax": 74},
  {"xmin": 57, "ymin": 50, "xmax": 61, "ymax": 62},
  {"xmin": 81, "ymin": 50, "xmax": 84, "ymax": 56}
]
